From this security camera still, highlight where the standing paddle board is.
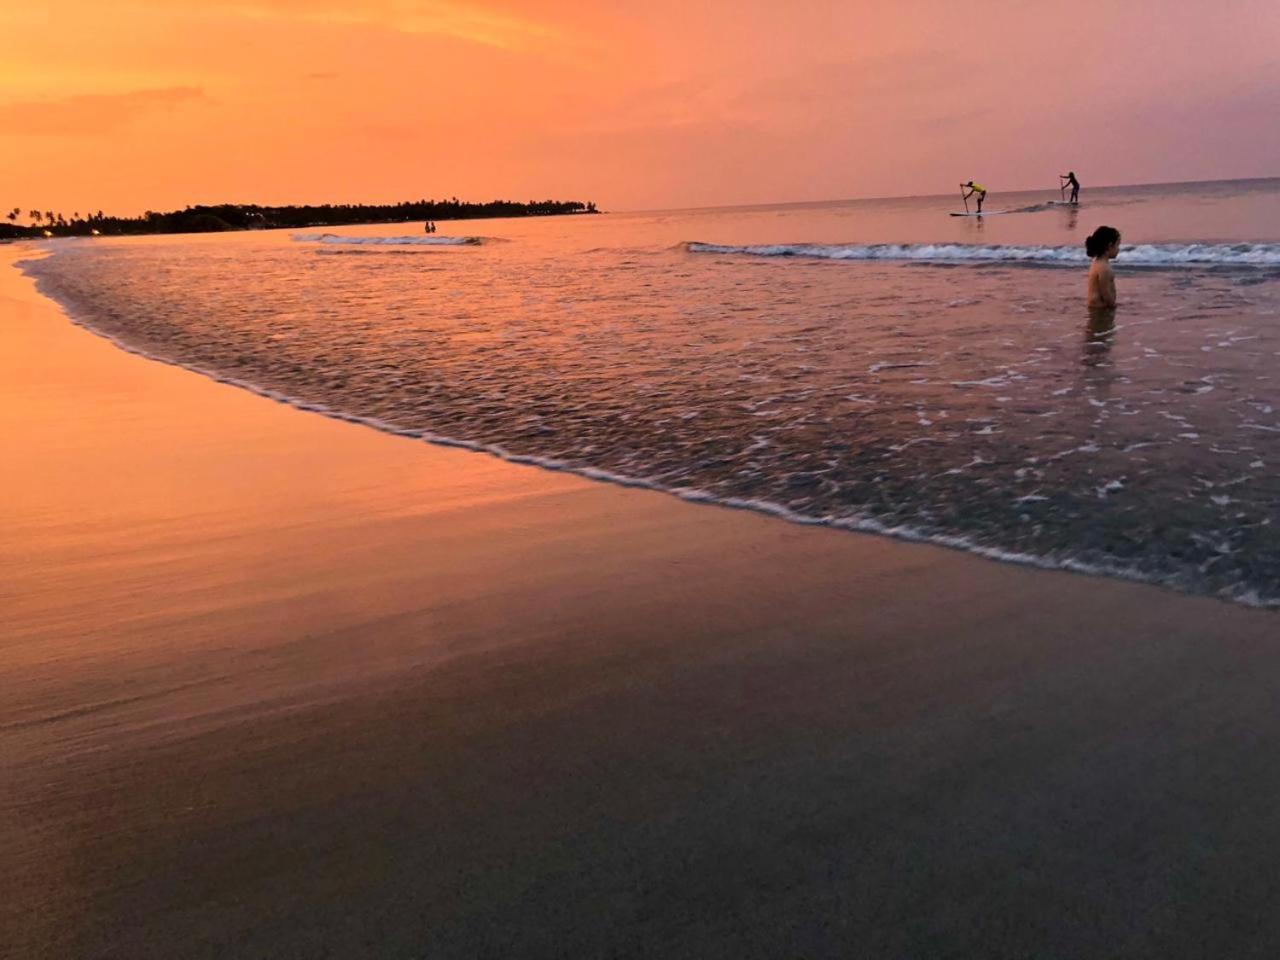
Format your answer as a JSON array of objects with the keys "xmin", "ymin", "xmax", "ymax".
[{"xmin": 949, "ymin": 210, "xmax": 1010, "ymax": 217}]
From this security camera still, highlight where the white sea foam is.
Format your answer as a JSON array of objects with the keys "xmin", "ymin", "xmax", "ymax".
[
  {"xmin": 292, "ymin": 233, "xmax": 481, "ymax": 246},
  {"xmin": 17, "ymin": 226, "xmax": 1280, "ymax": 612},
  {"xmin": 686, "ymin": 241, "xmax": 1280, "ymax": 266}
]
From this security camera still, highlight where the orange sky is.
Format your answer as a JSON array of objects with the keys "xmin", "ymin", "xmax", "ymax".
[{"xmin": 3, "ymin": 0, "xmax": 1278, "ymax": 215}]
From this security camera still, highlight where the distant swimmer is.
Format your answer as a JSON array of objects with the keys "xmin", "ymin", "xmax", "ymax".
[
  {"xmin": 1060, "ymin": 171, "xmax": 1080, "ymax": 204},
  {"xmin": 961, "ymin": 180, "xmax": 987, "ymax": 213},
  {"xmin": 424, "ymin": 220, "xmax": 436, "ymax": 234},
  {"xmin": 1085, "ymin": 225, "xmax": 1121, "ymax": 308}
]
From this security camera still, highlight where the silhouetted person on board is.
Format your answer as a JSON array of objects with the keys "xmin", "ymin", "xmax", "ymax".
[
  {"xmin": 1061, "ymin": 171, "xmax": 1080, "ymax": 204},
  {"xmin": 961, "ymin": 180, "xmax": 987, "ymax": 213}
]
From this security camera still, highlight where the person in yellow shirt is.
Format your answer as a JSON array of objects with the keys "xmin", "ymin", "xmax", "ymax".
[{"xmin": 961, "ymin": 180, "xmax": 987, "ymax": 213}]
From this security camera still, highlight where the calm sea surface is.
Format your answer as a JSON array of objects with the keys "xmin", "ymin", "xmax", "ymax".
[{"xmin": 21, "ymin": 179, "xmax": 1280, "ymax": 606}]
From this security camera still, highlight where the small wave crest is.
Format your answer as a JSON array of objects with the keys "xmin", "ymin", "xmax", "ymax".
[
  {"xmin": 292, "ymin": 233, "xmax": 482, "ymax": 246},
  {"xmin": 686, "ymin": 241, "xmax": 1280, "ymax": 267}
]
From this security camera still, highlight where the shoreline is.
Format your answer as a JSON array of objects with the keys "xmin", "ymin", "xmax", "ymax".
[
  {"xmin": 0, "ymin": 207, "xmax": 600, "ymax": 243},
  {"xmin": 6, "ymin": 247, "xmax": 1280, "ymax": 958},
  {"xmin": 18, "ymin": 244, "xmax": 1276, "ymax": 610}
]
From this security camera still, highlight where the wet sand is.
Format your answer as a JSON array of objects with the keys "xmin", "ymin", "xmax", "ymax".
[{"xmin": 4, "ymin": 246, "xmax": 1280, "ymax": 959}]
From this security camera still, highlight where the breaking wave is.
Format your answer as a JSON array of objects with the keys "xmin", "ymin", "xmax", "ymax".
[{"xmin": 686, "ymin": 241, "xmax": 1280, "ymax": 266}]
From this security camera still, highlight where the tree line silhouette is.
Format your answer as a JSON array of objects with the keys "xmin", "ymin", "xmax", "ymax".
[{"xmin": 1, "ymin": 198, "xmax": 598, "ymax": 239}]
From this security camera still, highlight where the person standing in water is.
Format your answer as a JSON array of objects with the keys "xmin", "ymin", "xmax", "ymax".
[
  {"xmin": 961, "ymin": 180, "xmax": 987, "ymax": 213},
  {"xmin": 1060, "ymin": 170, "xmax": 1080, "ymax": 204},
  {"xmin": 1085, "ymin": 225, "xmax": 1120, "ymax": 308}
]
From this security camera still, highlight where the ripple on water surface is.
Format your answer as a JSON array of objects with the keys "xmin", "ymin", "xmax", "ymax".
[{"xmin": 21, "ymin": 225, "xmax": 1280, "ymax": 607}]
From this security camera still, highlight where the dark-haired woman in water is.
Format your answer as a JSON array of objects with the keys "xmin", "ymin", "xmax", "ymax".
[{"xmin": 1085, "ymin": 225, "xmax": 1120, "ymax": 308}]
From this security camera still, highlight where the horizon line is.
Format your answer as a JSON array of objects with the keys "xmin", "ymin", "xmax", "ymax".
[
  {"xmin": 9, "ymin": 173, "xmax": 1277, "ymax": 224},
  {"xmin": 614, "ymin": 174, "xmax": 1280, "ymax": 217}
]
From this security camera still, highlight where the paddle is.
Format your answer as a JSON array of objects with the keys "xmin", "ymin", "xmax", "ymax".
[{"xmin": 960, "ymin": 184, "xmax": 968, "ymax": 214}]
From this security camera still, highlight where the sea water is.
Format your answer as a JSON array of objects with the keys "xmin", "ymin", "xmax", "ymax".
[{"xmin": 20, "ymin": 179, "xmax": 1280, "ymax": 606}]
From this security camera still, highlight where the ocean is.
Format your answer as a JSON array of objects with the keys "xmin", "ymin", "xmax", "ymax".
[{"xmin": 19, "ymin": 178, "xmax": 1280, "ymax": 607}]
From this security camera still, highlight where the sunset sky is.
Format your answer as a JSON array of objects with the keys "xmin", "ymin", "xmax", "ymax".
[{"xmin": 3, "ymin": 0, "xmax": 1278, "ymax": 215}]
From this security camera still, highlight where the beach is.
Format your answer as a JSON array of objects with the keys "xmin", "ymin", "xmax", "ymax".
[{"xmin": 6, "ymin": 236, "xmax": 1280, "ymax": 959}]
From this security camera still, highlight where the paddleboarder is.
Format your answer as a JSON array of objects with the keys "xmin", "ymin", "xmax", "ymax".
[
  {"xmin": 961, "ymin": 180, "xmax": 987, "ymax": 214},
  {"xmin": 1060, "ymin": 171, "xmax": 1080, "ymax": 204}
]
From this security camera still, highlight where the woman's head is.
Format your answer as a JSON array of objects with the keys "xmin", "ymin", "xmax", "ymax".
[{"xmin": 1085, "ymin": 225, "xmax": 1121, "ymax": 259}]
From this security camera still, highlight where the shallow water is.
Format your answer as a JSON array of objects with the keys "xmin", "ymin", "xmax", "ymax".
[{"xmin": 20, "ymin": 178, "xmax": 1280, "ymax": 606}]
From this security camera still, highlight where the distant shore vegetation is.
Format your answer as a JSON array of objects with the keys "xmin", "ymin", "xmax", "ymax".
[{"xmin": 0, "ymin": 198, "xmax": 599, "ymax": 240}]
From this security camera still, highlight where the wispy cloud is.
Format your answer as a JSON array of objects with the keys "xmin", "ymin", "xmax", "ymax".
[
  {"xmin": 0, "ymin": 86, "xmax": 207, "ymax": 136},
  {"xmin": 198, "ymin": 0, "xmax": 562, "ymax": 49}
]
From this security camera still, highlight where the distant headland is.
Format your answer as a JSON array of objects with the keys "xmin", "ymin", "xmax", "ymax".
[{"xmin": 0, "ymin": 198, "xmax": 599, "ymax": 240}]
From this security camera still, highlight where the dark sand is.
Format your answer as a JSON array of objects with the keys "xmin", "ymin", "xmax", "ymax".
[{"xmin": 4, "ymin": 249, "xmax": 1280, "ymax": 959}]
